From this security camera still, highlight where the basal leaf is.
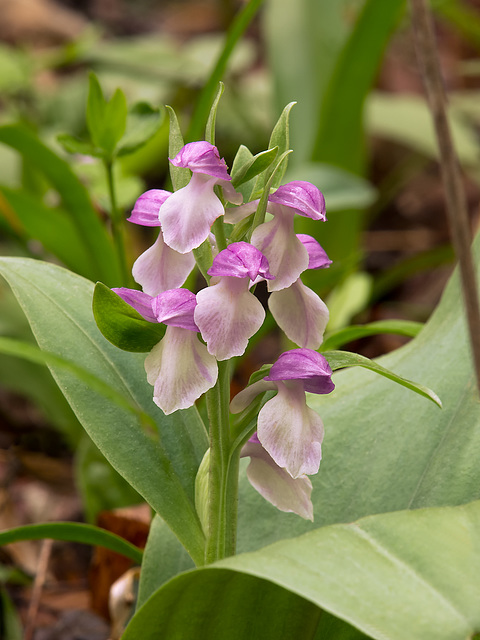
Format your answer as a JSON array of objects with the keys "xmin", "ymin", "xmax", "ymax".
[
  {"xmin": 124, "ymin": 501, "xmax": 480, "ymax": 640},
  {"xmin": 0, "ymin": 258, "xmax": 207, "ymax": 564}
]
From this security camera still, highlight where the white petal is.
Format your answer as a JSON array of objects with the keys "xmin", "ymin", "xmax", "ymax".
[
  {"xmin": 223, "ymin": 200, "xmax": 259, "ymax": 224},
  {"xmin": 268, "ymin": 279, "xmax": 329, "ymax": 349},
  {"xmin": 230, "ymin": 379, "xmax": 277, "ymax": 414},
  {"xmin": 132, "ymin": 232, "xmax": 195, "ymax": 296},
  {"xmin": 241, "ymin": 439, "xmax": 313, "ymax": 520},
  {"xmin": 257, "ymin": 381, "xmax": 324, "ymax": 478},
  {"xmin": 194, "ymin": 277, "xmax": 265, "ymax": 360},
  {"xmin": 144, "ymin": 326, "xmax": 217, "ymax": 415},
  {"xmin": 251, "ymin": 209, "xmax": 309, "ymax": 291},
  {"xmin": 158, "ymin": 173, "xmax": 224, "ymax": 253}
]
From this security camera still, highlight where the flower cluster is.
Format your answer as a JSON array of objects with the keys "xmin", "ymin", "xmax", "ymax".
[{"xmin": 114, "ymin": 140, "xmax": 335, "ymax": 519}]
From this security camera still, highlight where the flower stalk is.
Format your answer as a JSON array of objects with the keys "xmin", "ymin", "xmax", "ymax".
[{"xmin": 205, "ymin": 360, "xmax": 238, "ymax": 563}]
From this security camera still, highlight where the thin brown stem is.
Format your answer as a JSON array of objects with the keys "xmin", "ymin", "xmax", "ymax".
[{"xmin": 410, "ymin": 0, "xmax": 480, "ymax": 395}]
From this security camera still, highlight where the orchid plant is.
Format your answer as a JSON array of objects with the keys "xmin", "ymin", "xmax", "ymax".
[
  {"xmin": 0, "ymin": 75, "xmax": 461, "ymax": 639},
  {"xmin": 91, "ymin": 89, "xmax": 441, "ymax": 572}
]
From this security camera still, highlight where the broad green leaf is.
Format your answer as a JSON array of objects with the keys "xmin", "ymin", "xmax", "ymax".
[
  {"xmin": 137, "ymin": 514, "xmax": 194, "ymax": 610},
  {"xmin": 93, "ymin": 282, "xmax": 165, "ymax": 352},
  {"xmin": 124, "ymin": 568, "xmax": 321, "ymax": 640},
  {"xmin": 118, "ymin": 102, "xmax": 164, "ymax": 156},
  {"xmin": 0, "ymin": 336, "xmax": 154, "ymax": 419},
  {"xmin": 235, "ymin": 232, "xmax": 480, "ymax": 554},
  {"xmin": 0, "ymin": 258, "xmax": 207, "ymax": 565},
  {"xmin": 0, "ymin": 522, "xmax": 143, "ymax": 563},
  {"xmin": 75, "ymin": 436, "xmax": 142, "ymax": 523},
  {"xmin": 322, "ymin": 319, "xmax": 423, "ymax": 351},
  {"xmin": 124, "ymin": 501, "xmax": 480, "ymax": 640},
  {"xmin": 0, "ymin": 124, "xmax": 121, "ymax": 285},
  {"xmin": 312, "ymin": 0, "xmax": 405, "ymax": 174},
  {"xmin": 323, "ymin": 350, "xmax": 442, "ymax": 407}
]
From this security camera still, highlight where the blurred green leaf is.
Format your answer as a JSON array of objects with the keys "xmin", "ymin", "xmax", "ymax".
[
  {"xmin": 0, "ymin": 44, "xmax": 30, "ymax": 93},
  {"xmin": 366, "ymin": 92, "xmax": 480, "ymax": 166},
  {"xmin": 0, "ymin": 522, "xmax": 143, "ymax": 563},
  {"xmin": 0, "ymin": 124, "xmax": 121, "ymax": 285},
  {"xmin": 118, "ymin": 102, "xmax": 164, "ymax": 156},
  {"xmin": 285, "ymin": 162, "xmax": 377, "ymax": 212},
  {"xmin": 56, "ymin": 133, "xmax": 102, "ymax": 158},
  {"xmin": 322, "ymin": 319, "xmax": 423, "ymax": 351},
  {"xmin": 0, "ymin": 186, "xmax": 94, "ymax": 278},
  {"xmin": 324, "ymin": 349, "xmax": 442, "ymax": 407},
  {"xmin": 86, "ymin": 73, "xmax": 128, "ymax": 158},
  {"xmin": 312, "ymin": 0, "xmax": 405, "ymax": 174},
  {"xmin": 0, "ymin": 587, "xmax": 23, "ymax": 640},
  {"xmin": 93, "ymin": 282, "xmax": 165, "ymax": 352},
  {"xmin": 0, "ymin": 258, "xmax": 207, "ymax": 565},
  {"xmin": 264, "ymin": 0, "xmax": 356, "ymax": 164},
  {"xmin": 187, "ymin": 0, "xmax": 265, "ymax": 142},
  {"xmin": 325, "ymin": 271, "xmax": 373, "ymax": 331}
]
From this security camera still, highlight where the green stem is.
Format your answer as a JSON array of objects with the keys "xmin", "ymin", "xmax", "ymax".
[
  {"xmin": 105, "ymin": 160, "xmax": 130, "ymax": 286},
  {"xmin": 205, "ymin": 360, "xmax": 238, "ymax": 563}
]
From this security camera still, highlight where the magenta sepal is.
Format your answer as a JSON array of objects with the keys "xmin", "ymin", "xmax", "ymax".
[
  {"xmin": 207, "ymin": 242, "xmax": 274, "ymax": 281},
  {"xmin": 128, "ymin": 189, "xmax": 171, "ymax": 226}
]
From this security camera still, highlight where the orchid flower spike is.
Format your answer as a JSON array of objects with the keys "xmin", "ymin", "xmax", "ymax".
[
  {"xmin": 158, "ymin": 142, "xmax": 242, "ymax": 254},
  {"xmin": 231, "ymin": 349, "xmax": 334, "ymax": 478},
  {"xmin": 268, "ymin": 235, "xmax": 331, "ymax": 349},
  {"xmin": 194, "ymin": 242, "xmax": 273, "ymax": 360},
  {"xmin": 113, "ymin": 287, "xmax": 217, "ymax": 414},
  {"xmin": 127, "ymin": 189, "xmax": 195, "ymax": 296},
  {"xmin": 241, "ymin": 433, "xmax": 314, "ymax": 521},
  {"xmin": 225, "ymin": 180, "xmax": 326, "ymax": 291}
]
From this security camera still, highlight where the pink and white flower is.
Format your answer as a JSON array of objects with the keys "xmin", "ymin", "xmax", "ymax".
[
  {"xmin": 241, "ymin": 433, "xmax": 314, "ymax": 521},
  {"xmin": 113, "ymin": 287, "xmax": 217, "ymax": 415},
  {"xmin": 268, "ymin": 234, "xmax": 331, "ymax": 349},
  {"xmin": 231, "ymin": 349, "xmax": 334, "ymax": 478},
  {"xmin": 225, "ymin": 181, "xmax": 326, "ymax": 291},
  {"xmin": 127, "ymin": 189, "xmax": 195, "ymax": 296},
  {"xmin": 158, "ymin": 142, "xmax": 242, "ymax": 254},
  {"xmin": 194, "ymin": 242, "xmax": 273, "ymax": 360}
]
